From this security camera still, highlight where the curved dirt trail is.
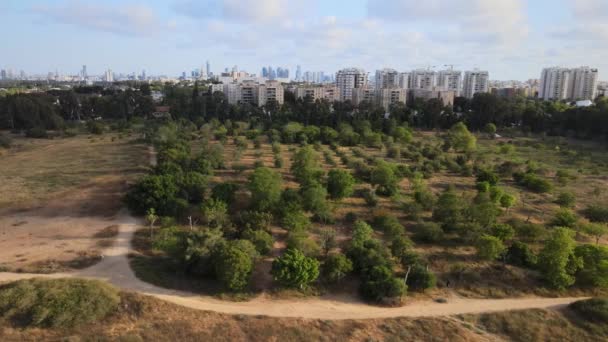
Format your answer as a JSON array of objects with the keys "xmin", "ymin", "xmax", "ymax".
[{"xmin": 0, "ymin": 212, "xmax": 587, "ymax": 320}]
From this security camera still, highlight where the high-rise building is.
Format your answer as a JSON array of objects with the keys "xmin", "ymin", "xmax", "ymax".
[
  {"xmin": 398, "ymin": 72, "xmax": 410, "ymax": 89},
  {"xmin": 539, "ymin": 66, "xmax": 599, "ymax": 101},
  {"xmin": 104, "ymin": 69, "xmax": 114, "ymax": 82},
  {"xmin": 374, "ymin": 68, "xmax": 400, "ymax": 89},
  {"xmin": 295, "ymin": 65, "xmax": 302, "ymax": 81},
  {"xmin": 262, "ymin": 67, "xmax": 268, "ymax": 78},
  {"xmin": 352, "ymin": 86, "xmax": 375, "ymax": 106},
  {"xmin": 336, "ymin": 68, "xmax": 368, "ymax": 101},
  {"xmin": 569, "ymin": 66, "xmax": 598, "ymax": 100},
  {"xmin": 81, "ymin": 65, "xmax": 87, "ymax": 80},
  {"xmin": 206, "ymin": 60, "xmax": 211, "ymax": 76},
  {"xmin": 462, "ymin": 70, "xmax": 489, "ymax": 98},
  {"xmin": 410, "ymin": 69, "xmax": 437, "ymax": 89},
  {"xmin": 437, "ymin": 69, "xmax": 462, "ymax": 96},
  {"xmin": 376, "ymin": 88, "xmax": 407, "ymax": 110},
  {"xmin": 0, "ymin": 69, "xmax": 6, "ymax": 80}
]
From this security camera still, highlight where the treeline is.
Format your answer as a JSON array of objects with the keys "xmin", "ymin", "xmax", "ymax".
[{"xmin": 0, "ymin": 87, "xmax": 154, "ymax": 132}]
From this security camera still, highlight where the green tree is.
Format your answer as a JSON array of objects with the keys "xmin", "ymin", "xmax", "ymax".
[
  {"xmin": 484, "ymin": 123, "xmax": 497, "ymax": 138},
  {"xmin": 370, "ymin": 161, "xmax": 398, "ymax": 196},
  {"xmin": 538, "ymin": 228, "xmax": 580, "ymax": 289},
  {"xmin": 574, "ymin": 244, "xmax": 608, "ymax": 288},
  {"xmin": 475, "ymin": 234, "xmax": 506, "ymax": 261},
  {"xmin": 271, "ymin": 248, "xmax": 320, "ymax": 289},
  {"xmin": 445, "ymin": 122, "xmax": 476, "ymax": 153},
  {"xmin": 248, "ymin": 167, "xmax": 283, "ymax": 212},
  {"xmin": 550, "ymin": 208, "xmax": 578, "ymax": 228},
  {"xmin": 291, "ymin": 145, "xmax": 323, "ymax": 184},
  {"xmin": 432, "ymin": 187, "xmax": 465, "ymax": 230},
  {"xmin": 506, "ymin": 241, "xmax": 537, "ymax": 268},
  {"xmin": 242, "ymin": 229, "xmax": 274, "ymax": 255},
  {"xmin": 214, "ymin": 240, "xmax": 257, "ymax": 292},
  {"xmin": 582, "ymin": 223, "xmax": 608, "ymax": 245},
  {"xmin": 300, "ymin": 182, "xmax": 329, "ymax": 213},
  {"xmin": 201, "ymin": 198, "xmax": 231, "ymax": 231},
  {"xmin": 555, "ymin": 192, "xmax": 576, "ymax": 208},
  {"xmin": 145, "ymin": 208, "xmax": 158, "ymax": 239},
  {"xmin": 351, "ymin": 220, "xmax": 374, "ymax": 247},
  {"xmin": 415, "ymin": 222, "xmax": 444, "ymax": 243},
  {"xmin": 359, "ymin": 265, "xmax": 406, "ymax": 302},
  {"xmin": 326, "ymin": 169, "xmax": 355, "ymax": 200},
  {"xmin": 489, "ymin": 223, "xmax": 515, "ymax": 241},
  {"xmin": 499, "ymin": 193, "xmax": 517, "ymax": 212},
  {"xmin": 406, "ymin": 263, "xmax": 436, "ymax": 291},
  {"xmin": 319, "ymin": 228, "xmax": 337, "ymax": 256},
  {"xmin": 322, "ymin": 253, "xmax": 353, "ymax": 283}
]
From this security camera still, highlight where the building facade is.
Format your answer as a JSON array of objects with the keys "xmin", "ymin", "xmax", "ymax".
[
  {"xmin": 410, "ymin": 69, "xmax": 437, "ymax": 90},
  {"xmin": 374, "ymin": 68, "xmax": 400, "ymax": 89},
  {"xmin": 462, "ymin": 70, "xmax": 489, "ymax": 98},
  {"xmin": 336, "ymin": 68, "xmax": 368, "ymax": 101},
  {"xmin": 376, "ymin": 88, "xmax": 407, "ymax": 110},
  {"xmin": 437, "ymin": 70, "xmax": 462, "ymax": 96},
  {"xmin": 539, "ymin": 66, "xmax": 598, "ymax": 101}
]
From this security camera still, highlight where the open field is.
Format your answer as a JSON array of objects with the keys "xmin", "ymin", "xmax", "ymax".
[
  {"xmin": 1, "ymin": 288, "xmax": 605, "ymax": 342},
  {"xmin": 0, "ymin": 133, "xmax": 148, "ymax": 272},
  {"xmin": 133, "ymin": 130, "xmax": 608, "ymax": 300}
]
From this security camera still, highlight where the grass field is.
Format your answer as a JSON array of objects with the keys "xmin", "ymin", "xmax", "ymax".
[{"xmin": 0, "ymin": 132, "xmax": 148, "ymax": 272}]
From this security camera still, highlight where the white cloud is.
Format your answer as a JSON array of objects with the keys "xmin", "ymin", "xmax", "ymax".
[
  {"xmin": 32, "ymin": 0, "xmax": 161, "ymax": 36},
  {"xmin": 173, "ymin": 0, "xmax": 309, "ymax": 23}
]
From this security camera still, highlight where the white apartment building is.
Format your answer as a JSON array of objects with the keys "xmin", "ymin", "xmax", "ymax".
[
  {"xmin": 376, "ymin": 88, "xmax": 407, "ymax": 110},
  {"xmin": 398, "ymin": 72, "xmax": 410, "ymax": 89},
  {"xmin": 222, "ymin": 81, "xmax": 284, "ymax": 106},
  {"xmin": 462, "ymin": 70, "xmax": 489, "ymax": 98},
  {"xmin": 256, "ymin": 80, "xmax": 284, "ymax": 106},
  {"xmin": 336, "ymin": 68, "xmax": 368, "ymax": 101},
  {"xmin": 437, "ymin": 70, "xmax": 462, "ymax": 96},
  {"xmin": 539, "ymin": 66, "xmax": 598, "ymax": 101},
  {"xmin": 374, "ymin": 68, "xmax": 400, "ymax": 89},
  {"xmin": 410, "ymin": 69, "xmax": 437, "ymax": 90}
]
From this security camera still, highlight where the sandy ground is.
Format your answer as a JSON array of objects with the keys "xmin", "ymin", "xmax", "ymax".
[{"xmin": 0, "ymin": 213, "xmax": 587, "ymax": 320}]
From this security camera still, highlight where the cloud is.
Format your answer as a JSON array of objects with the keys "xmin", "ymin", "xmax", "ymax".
[
  {"xmin": 366, "ymin": 0, "xmax": 528, "ymax": 46},
  {"xmin": 173, "ymin": 0, "xmax": 308, "ymax": 23},
  {"xmin": 32, "ymin": 0, "xmax": 162, "ymax": 36}
]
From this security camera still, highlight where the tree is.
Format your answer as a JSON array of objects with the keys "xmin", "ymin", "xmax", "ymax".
[
  {"xmin": 182, "ymin": 228, "xmax": 226, "ymax": 276},
  {"xmin": 211, "ymin": 183, "xmax": 239, "ymax": 206},
  {"xmin": 300, "ymin": 182, "xmax": 329, "ymax": 214},
  {"xmin": 432, "ymin": 187, "xmax": 465, "ymax": 230},
  {"xmin": 248, "ymin": 167, "xmax": 283, "ymax": 212},
  {"xmin": 555, "ymin": 192, "xmax": 576, "ymax": 208},
  {"xmin": 582, "ymin": 223, "xmax": 608, "ymax": 245},
  {"xmin": 286, "ymin": 230, "xmax": 321, "ymax": 257},
  {"xmin": 214, "ymin": 240, "xmax": 257, "ymax": 292},
  {"xmin": 444, "ymin": 122, "xmax": 476, "ymax": 153},
  {"xmin": 475, "ymin": 234, "xmax": 506, "ymax": 261},
  {"xmin": 538, "ymin": 228, "xmax": 580, "ymax": 289},
  {"xmin": 201, "ymin": 199, "xmax": 232, "ymax": 232},
  {"xmin": 484, "ymin": 123, "xmax": 497, "ymax": 138},
  {"xmin": 506, "ymin": 241, "xmax": 537, "ymax": 268},
  {"xmin": 489, "ymin": 223, "xmax": 515, "ymax": 241},
  {"xmin": 406, "ymin": 264, "xmax": 436, "ymax": 291},
  {"xmin": 359, "ymin": 265, "xmax": 406, "ymax": 302},
  {"xmin": 415, "ymin": 222, "xmax": 444, "ymax": 243},
  {"xmin": 574, "ymin": 244, "xmax": 608, "ymax": 288},
  {"xmin": 319, "ymin": 228, "xmax": 337, "ymax": 256},
  {"xmin": 242, "ymin": 229, "xmax": 274, "ymax": 255},
  {"xmin": 281, "ymin": 209, "xmax": 311, "ymax": 231},
  {"xmin": 499, "ymin": 193, "xmax": 516, "ymax": 212},
  {"xmin": 271, "ymin": 248, "xmax": 320, "ymax": 289},
  {"xmin": 145, "ymin": 208, "xmax": 158, "ymax": 238},
  {"xmin": 583, "ymin": 205, "xmax": 608, "ymax": 223},
  {"xmin": 322, "ymin": 253, "xmax": 353, "ymax": 283},
  {"xmin": 291, "ymin": 145, "xmax": 323, "ymax": 184},
  {"xmin": 326, "ymin": 169, "xmax": 355, "ymax": 200},
  {"xmin": 370, "ymin": 161, "xmax": 398, "ymax": 196},
  {"xmin": 351, "ymin": 220, "xmax": 374, "ymax": 247},
  {"xmin": 550, "ymin": 208, "xmax": 578, "ymax": 228},
  {"xmin": 391, "ymin": 235, "xmax": 413, "ymax": 261}
]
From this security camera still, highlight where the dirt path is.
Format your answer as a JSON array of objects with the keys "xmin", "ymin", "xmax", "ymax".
[{"xmin": 0, "ymin": 211, "xmax": 587, "ymax": 320}]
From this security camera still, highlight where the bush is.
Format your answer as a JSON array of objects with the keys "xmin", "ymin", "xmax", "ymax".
[
  {"xmin": 550, "ymin": 208, "xmax": 578, "ymax": 228},
  {"xmin": 0, "ymin": 278, "xmax": 120, "ymax": 328},
  {"xmin": 360, "ymin": 188, "xmax": 379, "ymax": 207},
  {"xmin": 506, "ymin": 241, "xmax": 537, "ymax": 268},
  {"xmin": 583, "ymin": 205, "xmax": 608, "ymax": 223},
  {"xmin": 489, "ymin": 223, "xmax": 515, "ymax": 241},
  {"xmin": 406, "ymin": 263, "xmax": 436, "ymax": 291},
  {"xmin": 25, "ymin": 126, "xmax": 48, "ymax": 138},
  {"xmin": 211, "ymin": 183, "xmax": 238, "ymax": 206},
  {"xmin": 373, "ymin": 215, "xmax": 405, "ymax": 240},
  {"xmin": 272, "ymin": 248, "xmax": 320, "ymax": 289},
  {"xmin": 476, "ymin": 169, "xmax": 499, "ymax": 186},
  {"xmin": 0, "ymin": 133, "xmax": 12, "ymax": 148},
  {"xmin": 415, "ymin": 222, "xmax": 444, "ymax": 243},
  {"xmin": 569, "ymin": 298, "xmax": 608, "ymax": 323},
  {"xmin": 326, "ymin": 169, "xmax": 355, "ymax": 200},
  {"xmin": 242, "ymin": 229, "xmax": 273, "ymax": 255},
  {"xmin": 517, "ymin": 173, "xmax": 552, "ymax": 193},
  {"xmin": 86, "ymin": 121, "xmax": 104, "ymax": 135},
  {"xmin": 286, "ymin": 230, "xmax": 321, "ymax": 257},
  {"xmin": 359, "ymin": 265, "xmax": 406, "ymax": 302},
  {"xmin": 475, "ymin": 234, "xmax": 506, "ymax": 261},
  {"xmin": 322, "ymin": 253, "xmax": 353, "ymax": 284},
  {"xmin": 248, "ymin": 167, "xmax": 283, "ymax": 212},
  {"xmin": 555, "ymin": 192, "xmax": 576, "ymax": 208},
  {"xmin": 281, "ymin": 210, "xmax": 311, "ymax": 231},
  {"xmin": 214, "ymin": 240, "xmax": 257, "ymax": 292}
]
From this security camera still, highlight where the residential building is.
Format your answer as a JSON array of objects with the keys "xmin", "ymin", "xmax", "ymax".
[
  {"xmin": 256, "ymin": 80, "xmax": 284, "ymax": 106},
  {"xmin": 336, "ymin": 68, "xmax": 368, "ymax": 101},
  {"xmin": 376, "ymin": 88, "xmax": 407, "ymax": 110},
  {"xmin": 374, "ymin": 68, "xmax": 400, "ymax": 89},
  {"xmin": 462, "ymin": 70, "xmax": 489, "ymax": 98},
  {"xmin": 221, "ymin": 81, "xmax": 284, "ymax": 106},
  {"xmin": 294, "ymin": 85, "xmax": 339, "ymax": 102},
  {"xmin": 398, "ymin": 72, "xmax": 410, "ymax": 89},
  {"xmin": 409, "ymin": 88, "xmax": 455, "ymax": 107},
  {"xmin": 410, "ymin": 69, "xmax": 437, "ymax": 89},
  {"xmin": 104, "ymin": 69, "xmax": 114, "ymax": 82},
  {"xmin": 437, "ymin": 69, "xmax": 462, "ymax": 96},
  {"xmin": 538, "ymin": 66, "xmax": 598, "ymax": 101},
  {"xmin": 352, "ymin": 86, "xmax": 375, "ymax": 106}
]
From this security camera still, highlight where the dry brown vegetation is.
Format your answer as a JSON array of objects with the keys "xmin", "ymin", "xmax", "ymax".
[{"xmin": 0, "ymin": 134, "xmax": 148, "ymax": 272}]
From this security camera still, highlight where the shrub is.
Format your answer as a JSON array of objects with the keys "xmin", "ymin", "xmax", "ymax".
[
  {"xmin": 211, "ymin": 183, "xmax": 238, "ymax": 206},
  {"xmin": 281, "ymin": 210, "xmax": 311, "ymax": 231},
  {"xmin": 272, "ymin": 248, "xmax": 320, "ymax": 289},
  {"xmin": 574, "ymin": 244, "xmax": 608, "ymax": 288},
  {"xmin": 301, "ymin": 182, "xmax": 329, "ymax": 214},
  {"xmin": 248, "ymin": 167, "xmax": 283, "ymax": 212},
  {"xmin": 242, "ymin": 229, "xmax": 273, "ymax": 255},
  {"xmin": 476, "ymin": 169, "xmax": 499, "ymax": 186},
  {"xmin": 406, "ymin": 264, "xmax": 436, "ymax": 291},
  {"xmin": 538, "ymin": 228, "xmax": 578, "ymax": 289},
  {"xmin": 25, "ymin": 126, "xmax": 48, "ymax": 138},
  {"xmin": 326, "ymin": 169, "xmax": 355, "ymax": 200},
  {"xmin": 506, "ymin": 241, "xmax": 537, "ymax": 268},
  {"xmin": 0, "ymin": 133, "xmax": 12, "ymax": 148},
  {"xmin": 583, "ymin": 205, "xmax": 608, "ymax": 223},
  {"xmin": 322, "ymin": 253, "xmax": 353, "ymax": 284},
  {"xmin": 415, "ymin": 222, "xmax": 444, "ymax": 243},
  {"xmin": 569, "ymin": 298, "xmax": 608, "ymax": 323},
  {"xmin": 475, "ymin": 234, "xmax": 506, "ymax": 261},
  {"xmin": 373, "ymin": 215, "xmax": 405, "ymax": 240},
  {"xmin": 86, "ymin": 121, "xmax": 104, "ymax": 135},
  {"xmin": 555, "ymin": 192, "xmax": 576, "ymax": 208},
  {"xmin": 391, "ymin": 235, "xmax": 413, "ymax": 261},
  {"xmin": 214, "ymin": 240, "xmax": 257, "ymax": 292},
  {"xmin": 361, "ymin": 188, "xmax": 379, "ymax": 207},
  {"xmin": 286, "ymin": 230, "xmax": 321, "ymax": 257},
  {"xmin": 370, "ymin": 161, "xmax": 399, "ymax": 196},
  {"xmin": 489, "ymin": 223, "xmax": 515, "ymax": 241},
  {"xmin": 517, "ymin": 173, "xmax": 552, "ymax": 193},
  {"xmin": 550, "ymin": 208, "xmax": 578, "ymax": 228},
  {"xmin": 359, "ymin": 265, "xmax": 406, "ymax": 302},
  {"xmin": 351, "ymin": 220, "xmax": 374, "ymax": 247},
  {"xmin": 0, "ymin": 278, "xmax": 119, "ymax": 328}
]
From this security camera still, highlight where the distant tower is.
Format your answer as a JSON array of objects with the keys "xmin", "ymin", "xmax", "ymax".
[
  {"xmin": 206, "ymin": 60, "xmax": 211, "ymax": 76},
  {"xmin": 295, "ymin": 65, "xmax": 302, "ymax": 81},
  {"xmin": 81, "ymin": 65, "xmax": 87, "ymax": 80}
]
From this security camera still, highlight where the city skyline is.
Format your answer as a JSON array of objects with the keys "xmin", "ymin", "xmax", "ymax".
[{"xmin": 1, "ymin": 0, "xmax": 607, "ymax": 81}]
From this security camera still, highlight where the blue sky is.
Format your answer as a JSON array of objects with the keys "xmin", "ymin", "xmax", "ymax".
[{"xmin": 1, "ymin": 0, "xmax": 606, "ymax": 80}]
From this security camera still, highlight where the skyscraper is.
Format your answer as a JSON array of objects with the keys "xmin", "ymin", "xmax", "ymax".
[
  {"xmin": 336, "ymin": 68, "xmax": 368, "ymax": 101},
  {"xmin": 539, "ymin": 66, "xmax": 598, "ymax": 101},
  {"xmin": 81, "ymin": 65, "xmax": 87, "ymax": 80},
  {"xmin": 463, "ymin": 70, "xmax": 489, "ymax": 98},
  {"xmin": 0, "ymin": 69, "xmax": 6, "ymax": 80},
  {"xmin": 206, "ymin": 60, "xmax": 211, "ymax": 76},
  {"xmin": 410, "ymin": 69, "xmax": 437, "ymax": 89},
  {"xmin": 104, "ymin": 69, "xmax": 114, "ymax": 82},
  {"xmin": 295, "ymin": 65, "xmax": 302, "ymax": 81}
]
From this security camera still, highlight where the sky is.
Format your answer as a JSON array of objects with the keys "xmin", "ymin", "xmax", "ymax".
[{"xmin": 1, "ymin": 0, "xmax": 607, "ymax": 80}]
